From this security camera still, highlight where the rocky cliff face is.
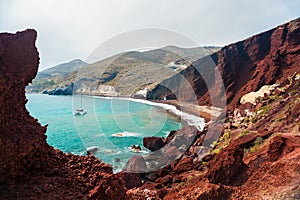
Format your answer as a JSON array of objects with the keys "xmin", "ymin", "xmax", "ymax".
[
  {"xmin": 147, "ymin": 18, "xmax": 300, "ymax": 110},
  {"xmin": 0, "ymin": 29, "xmax": 48, "ymax": 182},
  {"xmin": 129, "ymin": 18, "xmax": 300, "ymax": 199},
  {"xmin": 130, "ymin": 72, "xmax": 300, "ymax": 199},
  {"xmin": 0, "ymin": 30, "xmax": 127, "ymax": 199}
]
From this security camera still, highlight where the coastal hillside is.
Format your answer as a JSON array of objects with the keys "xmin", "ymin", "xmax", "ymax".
[
  {"xmin": 26, "ymin": 59, "xmax": 88, "ymax": 92},
  {"xmin": 147, "ymin": 18, "xmax": 300, "ymax": 110},
  {"xmin": 37, "ymin": 59, "xmax": 88, "ymax": 79},
  {"xmin": 161, "ymin": 45, "xmax": 221, "ymax": 63},
  {"xmin": 30, "ymin": 46, "xmax": 220, "ymax": 96}
]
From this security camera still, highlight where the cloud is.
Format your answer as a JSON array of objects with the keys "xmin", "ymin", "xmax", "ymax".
[{"xmin": 0, "ymin": 0, "xmax": 299, "ymax": 70}]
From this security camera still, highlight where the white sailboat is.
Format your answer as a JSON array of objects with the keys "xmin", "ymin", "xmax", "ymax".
[{"xmin": 73, "ymin": 95, "xmax": 87, "ymax": 116}]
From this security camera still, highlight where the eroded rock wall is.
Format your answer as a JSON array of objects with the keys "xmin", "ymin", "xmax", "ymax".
[
  {"xmin": 0, "ymin": 29, "xmax": 49, "ymax": 182},
  {"xmin": 0, "ymin": 30, "xmax": 127, "ymax": 200},
  {"xmin": 147, "ymin": 18, "xmax": 300, "ymax": 110}
]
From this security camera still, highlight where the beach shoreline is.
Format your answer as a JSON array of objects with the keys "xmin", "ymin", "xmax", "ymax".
[
  {"xmin": 27, "ymin": 92, "xmax": 222, "ymax": 129},
  {"xmin": 78, "ymin": 94, "xmax": 223, "ymax": 130},
  {"xmin": 76, "ymin": 93, "xmax": 223, "ymax": 120}
]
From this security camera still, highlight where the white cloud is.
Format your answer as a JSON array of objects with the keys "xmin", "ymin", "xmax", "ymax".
[{"xmin": 0, "ymin": 0, "xmax": 299, "ymax": 70}]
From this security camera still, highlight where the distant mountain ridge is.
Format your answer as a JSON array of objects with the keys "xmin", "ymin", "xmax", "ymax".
[
  {"xmin": 35, "ymin": 59, "xmax": 88, "ymax": 80},
  {"xmin": 28, "ymin": 46, "xmax": 220, "ymax": 95}
]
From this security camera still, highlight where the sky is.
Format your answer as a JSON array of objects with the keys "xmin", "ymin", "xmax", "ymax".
[{"xmin": 0, "ymin": 0, "xmax": 299, "ymax": 70}]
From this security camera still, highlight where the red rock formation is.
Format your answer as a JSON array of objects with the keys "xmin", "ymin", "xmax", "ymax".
[
  {"xmin": 143, "ymin": 136, "xmax": 165, "ymax": 151},
  {"xmin": 0, "ymin": 30, "xmax": 127, "ymax": 199},
  {"xmin": 147, "ymin": 18, "xmax": 300, "ymax": 110},
  {"xmin": 173, "ymin": 157, "xmax": 194, "ymax": 174},
  {"xmin": 0, "ymin": 29, "xmax": 48, "ymax": 182},
  {"xmin": 206, "ymin": 146, "xmax": 247, "ymax": 185},
  {"xmin": 116, "ymin": 172, "xmax": 143, "ymax": 189},
  {"xmin": 165, "ymin": 179, "xmax": 229, "ymax": 200},
  {"xmin": 161, "ymin": 133, "xmax": 300, "ymax": 200},
  {"xmin": 123, "ymin": 156, "xmax": 147, "ymax": 173}
]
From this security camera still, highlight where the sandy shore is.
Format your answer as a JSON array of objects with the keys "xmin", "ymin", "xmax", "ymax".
[
  {"xmin": 72, "ymin": 92, "xmax": 224, "ymax": 122},
  {"xmin": 153, "ymin": 100, "xmax": 223, "ymax": 122},
  {"xmin": 32, "ymin": 91, "xmax": 222, "ymax": 125},
  {"xmin": 91, "ymin": 96, "xmax": 207, "ymax": 131}
]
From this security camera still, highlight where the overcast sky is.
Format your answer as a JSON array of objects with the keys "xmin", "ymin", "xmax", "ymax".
[{"xmin": 0, "ymin": 0, "xmax": 299, "ymax": 70}]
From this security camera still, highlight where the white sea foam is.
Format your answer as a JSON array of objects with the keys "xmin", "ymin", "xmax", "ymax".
[
  {"xmin": 127, "ymin": 147, "xmax": 148, "ymax": 153},
  {"xmin": 111, "ymin": 131, "xmax": 142, "ymax": 137},
  {"xmin": 117, "ymin": 98, "xmax": 205, "ymax": 131},
  {"xmin": 92, "ymin": 96, "xmax": 205, "ymax": 131},
  {"xmin": 101, "ymin": 149, "xmax": 122, "ymax": 155}
]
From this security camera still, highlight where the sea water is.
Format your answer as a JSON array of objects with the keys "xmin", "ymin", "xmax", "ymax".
[{"xmin": 26, "ymin": 94, "xmax": 183, "ymax": 172}]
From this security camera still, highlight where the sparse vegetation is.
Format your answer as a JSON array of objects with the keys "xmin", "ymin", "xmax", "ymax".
[
  {"xmin": 31, "ymin": 80, "xmax": 55, "ymax": 87},
  {"xmin": 242, "ymin": 117, "xmax": 250, "ymax": 123},
  {"xmin": 289, "ymin": 89, "xmax": 298, "ymax": 96},
  {"xmin": 258, "ymin": 105, "xmax": 271, "ymax": 115},
  {"xmin": 187, "ymin": 176, "xmax": 194, "ymax": 182},
  {"xmin": 270, "ymin": 94, "xmax": 283, "ymax": 101},
  {"xmin": 243, "ymin": 148, "xmax": 250, "ymax": 154},
  {"xmin": 251, "ymin": 116, "xmax": 257, "ymax": 123},
  {"xmin": 223, "ymin": 131, "xmax": 231, "ymax": 140},
  {"xmin": 239, "ymin": 130, "xmax": 249, "ymax": 137},
  {"xmin": 244, "ymin": 136, "xmax": 264, "ymax": 154},
  {"xmin": 213, "ymin": 148, "xmax": 221, "ymax": 154},
  {"xmin": 213, "ymin": 140, "xmax": 220, "ymax": 147}
]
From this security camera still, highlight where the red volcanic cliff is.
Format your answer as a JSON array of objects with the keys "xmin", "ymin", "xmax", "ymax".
[
  {"xmin": 0, "ymin": 30, "xmax": 127, "ymax": 199},
  {"xmin": 147, "ymin": 18, "xmax": 300, "ymax": 110},
  {"xmin": 0, "ymin": 29, "xmax": 48, "ymax": 181}
]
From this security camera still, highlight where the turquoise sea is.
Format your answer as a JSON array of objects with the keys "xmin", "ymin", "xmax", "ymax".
[{"xmin": 26, "ymin": 94, "xmax": 182, "ymax": 172}]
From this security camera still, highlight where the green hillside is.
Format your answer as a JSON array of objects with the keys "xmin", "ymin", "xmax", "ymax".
[{"xmin": 28, "ymin": 46, "xmax": 220, "ymax": 96}]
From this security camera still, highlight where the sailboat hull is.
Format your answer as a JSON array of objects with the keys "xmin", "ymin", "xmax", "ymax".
[
  {"xmin": 73, "ymin": 96, "xmax": 87, "ymax": 116},
  {"xmin": 73, "ymin": 109, "xmax": 87, "ymax": 116}
]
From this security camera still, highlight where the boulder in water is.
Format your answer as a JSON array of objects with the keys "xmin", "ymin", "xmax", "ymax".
[{"xmin": 143, "ymin": 137, "xmax": 165, "ymax": 152}]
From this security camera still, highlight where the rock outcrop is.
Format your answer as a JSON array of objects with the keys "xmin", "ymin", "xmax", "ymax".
[
  {"xmin": 206, "ymin": 146, "xmax": 247, "ymax": 185},
  {"xmin": 147, "ymin": 18, "xmax": 300, "ymax": 110},
  {"xmin": 123, "ymin": 156, "xmax": 147, "ymax": 173},
  {"xmin": 0, "ymin": 29, "xmax": 48, "ymax": 182},
  {"xmin": 47, "ymin": 82, "xmax": 74, "ymax": 95},
  {"xmin": 143, "ymin": 136, "xmax": 165, "ymax": 151},
  {"xmin": 0, "ymin": 30, "xmax": 127, "ymax": 199}
]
